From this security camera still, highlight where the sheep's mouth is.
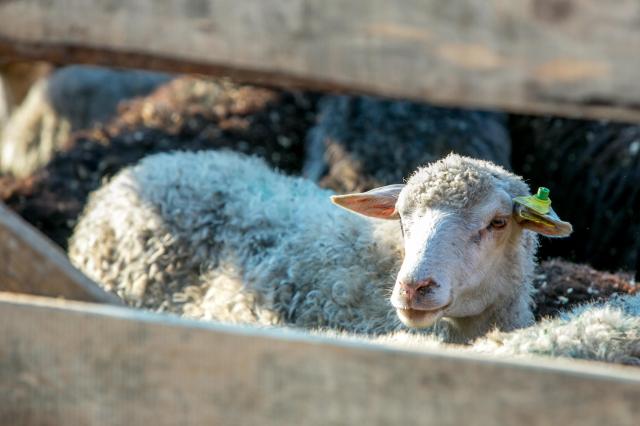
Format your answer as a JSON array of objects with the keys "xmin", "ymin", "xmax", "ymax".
[{"xmin": 395, "ymin": 305, "xmax": 447, "ymax": 328}]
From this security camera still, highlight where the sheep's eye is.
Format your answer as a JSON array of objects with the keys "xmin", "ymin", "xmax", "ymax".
[{"xmin": 488, "ymin": 217, "xmax": 508, "ymax": 230}]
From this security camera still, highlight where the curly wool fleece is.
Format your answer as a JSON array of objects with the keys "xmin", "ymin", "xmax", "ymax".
[
  {"xmin": 69, "ymin": 150, "xmax": 403, "ymax": 334},
  {"xmin": 69, "ymin": 150, "xmax": 536, "ymax": 339}
]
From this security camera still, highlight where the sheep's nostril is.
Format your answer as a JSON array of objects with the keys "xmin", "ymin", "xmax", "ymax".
[
  {"xmin": 414, "ymin": 278, "xmax": 437, "ymax": 296},
  {"xmin": 398, "ymin": 278, "xmax": 437, "ymax": 300}
]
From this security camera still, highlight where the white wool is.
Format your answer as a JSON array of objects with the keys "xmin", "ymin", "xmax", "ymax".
[
  {"xmin": 358, "ymin": 294, "xmax": 640, "ymax": 366},
  {"xmin": 70, "ymin": 150, "xmax": 403, "ymax": 334}
]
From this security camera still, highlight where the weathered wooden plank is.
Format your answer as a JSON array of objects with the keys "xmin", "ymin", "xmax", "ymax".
[
  {"xmin": 1, "ymin": 0, "xmax": 640, "ymax": 121},
  {"xmin": 0, "ymin": 292, "xmax": 639, "ymax": 426},
  {"xmin": 0, "ymin": 202, "xmax": 120, "ymax": 304}
]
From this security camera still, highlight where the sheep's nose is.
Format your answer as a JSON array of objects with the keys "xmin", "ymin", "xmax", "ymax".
[{"xmin": 397, "ymin": 278, "xmax": 437, "ymax": 300}]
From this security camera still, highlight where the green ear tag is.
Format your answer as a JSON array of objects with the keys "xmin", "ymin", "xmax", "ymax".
[
  {"xmin": 513, "ymin": 187, "xmax": 557, "ymax": 226},
  {"xmin": 514, "ymin": 187, "xmax": 552, "ymax": 215}
]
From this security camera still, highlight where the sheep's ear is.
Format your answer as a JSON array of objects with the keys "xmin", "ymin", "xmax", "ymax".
[
  {"xmin": 514, "ymin": 204, "xmax": 573, "ymax": 238},
  {"xmin": 331, "ymin": 184, "xmax": 404, "ymax": 220}
]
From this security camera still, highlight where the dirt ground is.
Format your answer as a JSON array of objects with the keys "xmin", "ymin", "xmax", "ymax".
[{"xmin": 533, "ymin": 258, "xmax": 637, "ymax": 319}]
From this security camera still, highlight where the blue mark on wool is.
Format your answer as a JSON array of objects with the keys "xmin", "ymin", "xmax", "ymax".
[{"xmin": 251, "ymin": 180, "xmax": 275, "ymax": 200}]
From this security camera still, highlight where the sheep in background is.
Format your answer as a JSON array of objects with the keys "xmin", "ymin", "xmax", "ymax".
[
  {"xmin": 304, "ymin": 95, "xmax": 511, "ymax": 193},
  {"xmin": 69, "ymin": 151, "xmax": 571, "ymax": 343},
  {"xmin": 0, "ymin": 65, "xmax": 170, "ymax": 177},
  {"xmin": 1, "ymin": 76, "xmax": 317, "ymax": 249},
  {"xmin": 474, "ymin": 293, "xmax": 640, "ymax": 365},
  {"xmin": 510, "ymin": 115, "xmax": 640, "ymax": 277}
]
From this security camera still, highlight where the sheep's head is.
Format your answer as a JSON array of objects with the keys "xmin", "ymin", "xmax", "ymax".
[{"xmin": 332, "ymin": 154, "xmax": 572, "ymax": 329}]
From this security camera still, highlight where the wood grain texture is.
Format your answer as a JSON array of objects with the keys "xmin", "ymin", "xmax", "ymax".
[
  {"xmin": 0, "ymin": 292, "xmax": 639, "ymax": 426},
  {"xmin": 0, "ymin": 202, "xmax": 120, "ymax": 304},
  {"xmin": 1, "ymin": 0, "xmax": 640, "ymax": 121}
]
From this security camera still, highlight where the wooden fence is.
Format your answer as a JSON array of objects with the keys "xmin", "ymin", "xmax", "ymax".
[
  {"xmin": 1, "ymin": 0, "xmax": 640, "ymax": 121},
  {"xmin": 1, "ymin": 1, "xmax": 640, "ymax": 424},
  {"xmin": 1, "ymin": 292, "xmax": 639, "ymax": 426}
]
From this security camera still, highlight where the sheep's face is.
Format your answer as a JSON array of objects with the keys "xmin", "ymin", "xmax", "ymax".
[
  {"xmin": 332, "ymin": 154, "xmax": 572, "ymax": 329},
  {"xmin": 390, "ymin": 187, "xmax": 517, "ymax": 327}
]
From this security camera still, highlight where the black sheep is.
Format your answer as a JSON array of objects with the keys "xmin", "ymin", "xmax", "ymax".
[
  {"xmin": 304, "ymin": 95, "xmax": 511, "ymax": 193},
  {"xmin": 510, "ymin": 115, "xmax": 640, "ymax": 276}
]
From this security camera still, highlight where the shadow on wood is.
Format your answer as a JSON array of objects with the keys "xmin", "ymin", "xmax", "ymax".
[{"xmin": 0, "ymin": 201, "xmax": 120, "ymax": 304}]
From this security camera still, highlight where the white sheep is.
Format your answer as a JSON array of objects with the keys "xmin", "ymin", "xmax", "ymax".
[
  {"xmin": 0, "ymin": 65, "xmax": 170, "ymax": 177},
  {"xmin": 69, "ymin": 150, "xmax": 572, "ymax": 343}
]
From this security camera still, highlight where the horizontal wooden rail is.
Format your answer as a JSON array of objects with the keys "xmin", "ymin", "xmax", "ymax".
[
  {"xmin": 0, "ymin": 292, "xmax": 639, "ymax": 426},
  {"xmin": 0, "ymin": 202, "xmax": 121, "ymax": 304},
  {"xmin": 1, "ymin": 0, "xmax": 640, "ymax": 122}
]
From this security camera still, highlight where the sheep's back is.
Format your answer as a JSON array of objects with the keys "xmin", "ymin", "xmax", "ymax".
[{"xmin": 69, "ymin": 150, "xmax": 403, "ymax": 333}]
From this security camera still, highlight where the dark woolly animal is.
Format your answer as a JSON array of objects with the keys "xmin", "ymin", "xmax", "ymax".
[
  {"xmin": 304, "ymin": 95, "xmax": 511, "ymax": 193},
  {"xmin": 0, "ymin": 76, "xmax": 318, "ymax": 249},
  {"xmin": 510, "ymin": 116, "xmax": 640, "ymax": 277}
]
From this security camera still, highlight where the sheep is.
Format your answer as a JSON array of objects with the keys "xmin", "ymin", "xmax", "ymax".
[
  {"xmin": 0, "ymin": 65, "xmax": 171, "ymax": 177},
  {"xmin": 473, "ymin": 293, "xmax": 640, "ymax": 365},
  {"xmin": 510, "ymin": 115, "xmax": 640, "ymax": 277},
  {"xmin": 304, "ymin": 95, "xmax": 511, "ymax": 193},
  {"xmin": 68, "ymin": 150, "xmax": 572, "ymax": 343},
  {"xmin": 0, "ymin": 76, "xmax": 317, "ymax": 249}
]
